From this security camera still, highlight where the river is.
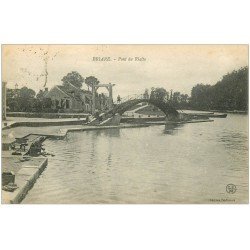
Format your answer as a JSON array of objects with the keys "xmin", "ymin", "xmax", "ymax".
[{"xmin": 23, "ymin": 114, "xmax": 248, "ymax": 204}]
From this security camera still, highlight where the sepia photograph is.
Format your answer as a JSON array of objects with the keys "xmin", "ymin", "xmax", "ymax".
[{"xmin": 1, "ymin": 44, "xmax": 248, "ymax": 204}]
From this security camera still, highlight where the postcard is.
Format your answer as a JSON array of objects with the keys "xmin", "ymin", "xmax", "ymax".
[{"xmin": 1, "ymin": 44, "xmax": 248, "ymax": 204}]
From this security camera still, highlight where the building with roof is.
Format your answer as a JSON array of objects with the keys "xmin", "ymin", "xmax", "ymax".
[
  {"xmin": 45, "ymin": 83, "xmax": 93, "ymax": 112},
  {"xmin": 45, "ymin": 83, "xmax": 110, "ymax": 113}
]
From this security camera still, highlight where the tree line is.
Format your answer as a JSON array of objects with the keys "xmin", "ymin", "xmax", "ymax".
[
  {"xmin": 6, "ymin": 71, "xmax": 101, "ymax": 113},
  {"xmin": 6, "ymin": 67, "xmax": 248, "ymax": 113},
  {"xmin": 6, "ymin": 87, "xmax": 52, "ymax": 113},
  {"xmin": 190, "ymin": 66, "xmax": 248, "ymax": 111},
  {"xmin": 143, "ymin": 87, "xmax": 189, "ymax": 110},
  {"xmin": 144, "ymin": 66, "xmax": 248, "ymax": 111}
]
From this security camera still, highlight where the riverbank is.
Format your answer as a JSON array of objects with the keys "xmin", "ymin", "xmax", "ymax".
[
  {"xmin": 146, "ymin": 119, "xmax": 214, "ymax": 125},
  {"xmin": 2, "ymin": 117, "xmax": 87, "ymax": 130},
  {"xmin": 186, "ymin": 109, "xmax": 248, "ymax": 114},
  {"xmin": 135, "ymin": 106, "xmax": 248, "ymax": 116},
  {"xmin": 2, "ymin": 155, "xmax": 48, "ymax": 204},
  {"xmin": 6, "ymin": 112, "xmax": 89, "ymax": 119}
]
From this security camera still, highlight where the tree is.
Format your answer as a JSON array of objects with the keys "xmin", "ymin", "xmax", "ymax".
[
  {"xmin": 211, "ymin": 66, "xmax": 248, "ymax": 110},
  {"xmin": 14, "ymin": 87, "xmax": 36, "ymax": 112},
  {"xmin": 143, "ymin": 89, "xmax": 149, "ymax": 99},
  {"xmin": 36, "ymin": 89, "xmax": 46, "ymax": 100},
  {"xmin": 173, "ymin": 92, "xmax": 181, "ymax": 104},
  {"xmin": 6, "ymin": 89, "xmax": 18, "ymax": 111},
  {"xmin": 32, "ymin": 98, "xmax": 43, "ymax": 112},
  {"xmin": 190, "ymin": 84, "xmax": 212, "ymax": 110},
  {"xmin": 61, "ymin": 71, "xmax": 84, "ymax": 88},
  {"xmin": 189, "ymin": 66, "xmax": 248, "ymax": 111},
  {"xmin": 165, "ymin": 91, "xmax": 170, "ymax": 101},
  {"xmin": 168, "ymin": 91, "xmax": 189, "ymax": 109},
  {"xmin": 150, "ymin": 87, "xmax": 167, "ymax": 102},
  {"xmin": 34, "ymin": 89, "xmax": 52, "ymax": 112},
  {"xmin": 170, "ymin": 89, "xmax": 173, "ymax": 101},
  {"xmin": 19, "ymin": 87, "xmax": 36, "ymax": 99},
  {"xmin": 42, "ymin": 98, "xmax": 53, "ymax": 111},
  {"xmin": 85, "ymin": 76, "xmax": 100, "ymax": 91}
]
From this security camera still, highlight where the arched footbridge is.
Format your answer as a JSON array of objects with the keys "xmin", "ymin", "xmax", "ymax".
[
  {"xmin": 88, "ymin": 94, "xmax": 179, "ymax": 126},
  {"xmin": 109, "ymin": 94, "xmax": 179, "ymax": 116}
]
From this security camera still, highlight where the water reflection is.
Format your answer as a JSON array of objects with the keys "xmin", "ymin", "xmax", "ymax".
[
  {"xmin": 100, "ymin": 128, "xmax": 121, "ymax": 137},
  {"xmin": 92, "ymin": 128, "xmax": 121, "ymax": 137},
  {"xmin": 85, "ymin": 131, "xmax": 98, "ymax": 169},
  {"xmin": 164, "ymin": 123, "xmax": 183, "ymax": 135}
]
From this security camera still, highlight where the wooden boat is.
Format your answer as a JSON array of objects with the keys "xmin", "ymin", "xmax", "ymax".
[
  {"xmin": 208, "ymin": 113, "xmax": 227, "ymax": 118},
  {"xmin": 192, "ymin": 113, "xmax": 227, "ymax": 118}
]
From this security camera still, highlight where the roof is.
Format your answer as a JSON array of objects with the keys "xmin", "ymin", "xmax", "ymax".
[
  {"xmin": 56, "ymin": 85, "xmax": 73, "ymax": 95},
  {"xmin": 67, "ymin": 83, "xmax": 92, "ymax": 95},
  {"xmin": 56, "ymin": 85, "xmax": 92, "ymax": 102}
]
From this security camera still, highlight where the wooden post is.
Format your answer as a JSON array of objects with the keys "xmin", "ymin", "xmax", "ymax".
[
  {"xmin": 91, "ymin": 84, "xmax": 95, "ymax": 115},
  {"xmin": 108, "ymin": 83, "xmax": 113, "ymax": 109},
  {"xmin": 2, "ymin": 82, "xmax": 7, "ymax": 121},
  {"xmin": 91, "ymin": 83, "xmax": 115, "ymax": 113}
]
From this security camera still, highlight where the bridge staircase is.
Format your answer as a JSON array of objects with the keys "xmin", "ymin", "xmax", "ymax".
[{"xmin": 86, "ymin": 113, "xmax": 122, "ymax": 126}]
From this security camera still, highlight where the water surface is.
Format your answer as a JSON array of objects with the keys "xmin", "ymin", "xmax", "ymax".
[{"xmin": 23, "ymin": 114, "xmax": 248, "ymax": 204}]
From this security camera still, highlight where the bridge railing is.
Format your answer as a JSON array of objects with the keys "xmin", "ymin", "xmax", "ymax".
[{"xmin": 114, "ymin": 93, "xmax": 147, "ymax": 104}]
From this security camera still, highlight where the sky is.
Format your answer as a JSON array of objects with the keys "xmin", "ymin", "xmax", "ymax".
[{"xmin": 2, "ymin": 45, "xmax": 248, "ymax": 98}]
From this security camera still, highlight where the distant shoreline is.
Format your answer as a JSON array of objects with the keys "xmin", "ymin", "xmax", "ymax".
[{"xmin": 198, "ymin": 109, "xmax": 248, "ymax": 114}]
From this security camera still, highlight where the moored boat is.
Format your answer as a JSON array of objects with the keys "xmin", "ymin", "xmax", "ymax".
[{"xmin": 208, "ymin": 113, "xmax": 227, "ymax": 118}]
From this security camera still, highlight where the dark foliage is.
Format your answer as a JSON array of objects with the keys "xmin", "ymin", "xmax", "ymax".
[
  {"xmin": 85, "ymin": 76, "xmax": 100, "ymax": 91},
  {"xmin": 61, "ymin": 71, "xmax": 84, "ymax": 88},
  {"xmin": 150, "ymin": 87, "xmax": 168, "ymax": 102},
  {"xmin": 6, "ymin": 87, "xmax": 53, "ymax": 113},
  {"xmin": 190, "ymin": 67, "xmax": 248, "ymax": 111}
]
